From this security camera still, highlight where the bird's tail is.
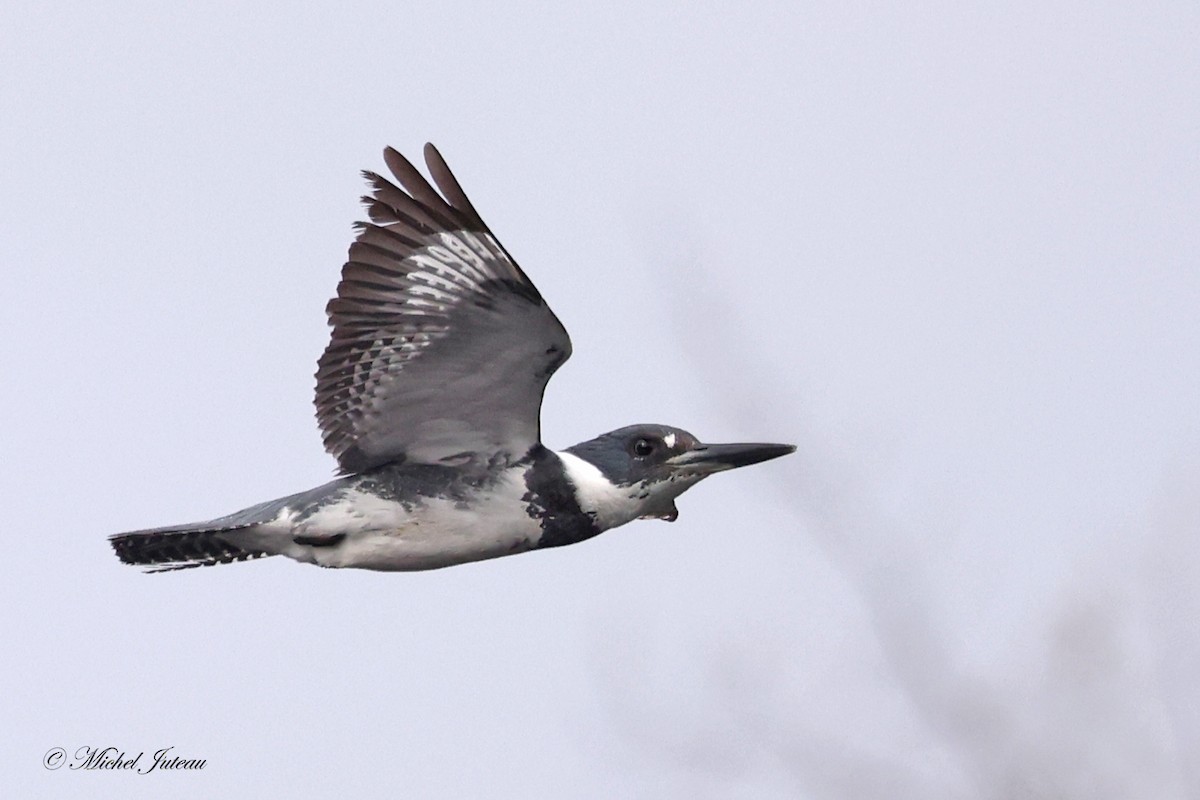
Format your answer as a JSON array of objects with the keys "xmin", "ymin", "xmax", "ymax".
[{"xmin": 109, "ymin": 522, "xmax": 271, "ymax": 573}]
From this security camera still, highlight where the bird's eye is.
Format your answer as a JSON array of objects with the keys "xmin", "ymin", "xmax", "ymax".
[{"xmin": 633, "ymin": 438, "xmax": 656, "ymax": 457}]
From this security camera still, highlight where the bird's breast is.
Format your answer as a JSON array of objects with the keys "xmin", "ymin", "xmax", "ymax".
[{"xmin": 293, "ymin": 469, "xmax": 547, "ymax": 571}]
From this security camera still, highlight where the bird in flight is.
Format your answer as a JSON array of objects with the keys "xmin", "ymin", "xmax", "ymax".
[{"xmin": 110, "ymin": 145, "xmax": 794, "ymax": 573}]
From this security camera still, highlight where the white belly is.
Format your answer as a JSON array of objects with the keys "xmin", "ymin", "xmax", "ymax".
[{"xmin": 244, "ymin": 471, "xmax": 545, "ymax": 571}]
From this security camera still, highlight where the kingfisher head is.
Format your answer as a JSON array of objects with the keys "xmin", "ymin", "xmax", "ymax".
[{"xmin": 556, "ymin": 424, "xmax": 795, "ymax": 531}]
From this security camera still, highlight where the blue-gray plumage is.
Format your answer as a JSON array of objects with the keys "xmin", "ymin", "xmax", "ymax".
[{"xmin": 109, "ymin": 145, "xmax": 794, "ymax": 573}]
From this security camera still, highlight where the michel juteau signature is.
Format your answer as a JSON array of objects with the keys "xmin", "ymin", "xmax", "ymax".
[{"xmin": 70, "ymin": 746, "xmax": 205, "ymax": 774}]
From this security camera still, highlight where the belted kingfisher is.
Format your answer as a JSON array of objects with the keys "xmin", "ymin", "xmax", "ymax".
[{"xmin": 110, "ymin": 145, "xmax": 794, "ymax": 573}]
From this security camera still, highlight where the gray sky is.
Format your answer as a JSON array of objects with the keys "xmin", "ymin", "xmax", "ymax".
[{"xmin": 3, "ymin": 1, "xmax": 1198, "ymax": 798}]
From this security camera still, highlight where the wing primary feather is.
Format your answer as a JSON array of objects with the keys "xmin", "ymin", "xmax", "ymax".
[
  {"xmin": 354, "ymin": 221, "xmax": 423, "ymax": 250},
  {"xmin": 421, "ymin": 144, "xmax": 537, "ymax": 287},
  {"xmin": 347, "ymin": 240, "xmax": 416, "ymax": 270},
  {"xmin": 365, "ymin": 171, "xmax": 459, "ymax": 232},
  {"xmin": 424, "ymin": 143, "xmax": 486, "ymax": 228},
  {"xmin": 382, "ymin": 147, "xmax": 461, "ymax": 228}
]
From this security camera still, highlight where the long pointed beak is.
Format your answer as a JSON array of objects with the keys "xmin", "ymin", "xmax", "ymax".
[{"xmin": 667, "ymin": 441, "xmax": 796, "ymax": 474}]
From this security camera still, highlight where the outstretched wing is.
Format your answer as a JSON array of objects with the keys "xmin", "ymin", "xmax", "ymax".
[{"xmin": 315, "ymin": 144, "xmax": 572, "ymax": 474}]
